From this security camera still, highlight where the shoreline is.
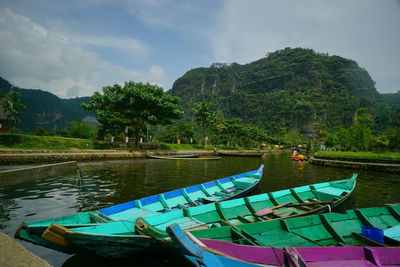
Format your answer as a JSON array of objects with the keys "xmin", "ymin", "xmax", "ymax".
[
  {"xmin": 0, "ymin": 149, "xmax": 279, "ymax": 165},
  {"xmin": 309, "ymin": 156, "xmax": 400, "ymax": 173}
]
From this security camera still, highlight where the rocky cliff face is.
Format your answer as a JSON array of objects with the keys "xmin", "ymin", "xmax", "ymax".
[{"xmin": 169, "ymin": 47, "xmax": 395, "ymax": 135}]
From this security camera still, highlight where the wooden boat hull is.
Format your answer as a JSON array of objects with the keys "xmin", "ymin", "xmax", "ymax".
[
  {"xmin": 188, "ymin": 204, "xmax": 400, "ymax": 248},
  {"xmin": 168, "ymin": 224, "xmax": 400, "ymax": 267},
  {"xmin": 147, "ymin": 154, "xmax": 221, "ymax": 160},
  {"xmin": 15, "ymin": 165, "xmax": 264, "ymax": 256},
  {"xmin": 215, "ymin": 151, "xmax": 264, "ymax": 157},
  {"xmin": 19, "ymin": 172, "xmax": 355, "ymax": 258},
  {"xmin": 135, "ymin": 174, "xmax": 357, "ymax": 240}
]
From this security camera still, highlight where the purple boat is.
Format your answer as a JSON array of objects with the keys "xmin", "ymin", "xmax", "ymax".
[{"xmin": 167, "ymin": 224, "xmax": 400, "ymax": 267}]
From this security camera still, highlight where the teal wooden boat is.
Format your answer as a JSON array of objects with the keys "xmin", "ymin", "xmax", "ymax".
[
  {"xmin": 15, "ymin": 165, "xmax": 264, "ymax": 256},
  {"xmin": 136, "ymin": 174, "xmax": 357, "ymax": 240},
  {"xmin": 385, "ymin": 224, "xmax": 400, "ymax": 242},
  {"xmin": 32, "ymin": 173, "xmax": 356, "ymax": 258},
  {"xmin": 187, "ymin": 204, "xmax": 400, "ymax": 248}
]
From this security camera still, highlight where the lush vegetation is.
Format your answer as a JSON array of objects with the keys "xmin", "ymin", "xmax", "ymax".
[
  {"xmin": 83, "ymin": 81, "xmax": 184, "ymax": 148},
  {"xmin": 0, "ymin": 133, "xmax": 112, "ymax": 150},
  {"xmin": 0, "ymin": 47, "xmax": 399, "ymax": 152},
  {"xmin": 316, "ymin": 151, "xmax": 400, "ymax": 160},
  {"xmin": 170, "ymin": 48, "xmax": 399, "ymax": 137},
  {"xmin": 0, "ymin": 77, "xmax": 94, "ymax": 132}
]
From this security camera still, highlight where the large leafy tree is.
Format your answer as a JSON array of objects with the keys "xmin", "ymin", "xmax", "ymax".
[
  {"xmin": 0, "ymin": 90, "xmax": 26, "ymax": 135},
  {"xmin": 83, "ymin": 81, "xmax": 184, "ymax": 148},
  {"xmin": 193, "ymin": 102, "xmax": 217, "ymax": 145}
]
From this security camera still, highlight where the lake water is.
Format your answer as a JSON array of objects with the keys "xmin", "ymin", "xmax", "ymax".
[{"xmin": 0, "ymin": 152, "xmax": 399, "ymax": 266}]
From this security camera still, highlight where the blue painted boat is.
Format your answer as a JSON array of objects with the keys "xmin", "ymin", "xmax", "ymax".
[
  {"xmin": 33, "ymin": 173, "xmax": 355, "ymax": 258},
  {"xmin": 15, "ymin": 165, "xmax": 264, "ymax": 256}
]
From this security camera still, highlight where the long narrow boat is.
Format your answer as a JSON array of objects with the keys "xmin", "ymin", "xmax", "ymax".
[
  {"xmin": 35, "ymin": 173, "xmax": 356, "ymax": 258},
  {"xmin": 186, "ymin": 204, "xmax": 400, "ymax": 248},
  {"xmin": 146, "ymin": 154, "xmax": 200, "ymax": 159},
  {"xmin": 15, "ymin": 165, "xmax": 264, "ymax": 256},
  {"xmin": 135, "ymin": 174, "xmax": 357, "ymax": 240},
  {"xmin": 215, "ymin": 151, "xmax": 264, "ymax": 157},
  {"xmin": 146, "ymin": 154, "xmax": 221, "ymax": 160},
  {"xmin": 168, "ymin": 223, "xmax": 400, "ymax": 267}
]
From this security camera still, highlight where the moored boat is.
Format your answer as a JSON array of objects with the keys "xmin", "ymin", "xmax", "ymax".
[
  {"xmin": 146, "ymin": 154, "xmax": 221, "ymax": 160},
  {"xmin": 147, "ymin": 154, "xmax": 201, "ymax": 158},
  {"xmin": 15, "ymin": 165, "xmax": 264, "ymax": 256},
  {"xmin": 19, "ymin": 172, "xmax": 355, "ymax": 258},
  {"xmin": 136, "ymin": 174, "xmax": 357, "ymax": 240},
  {"xmin": 214, "ymin": 151, "xmax": 264, "ymax": 157},
  {"xmin": 167, "ymin": 223, "xmax": 400, "ymax": 267},
  {"xmin": 186, "ymin": 204, "xmax": 400, "ymax": 248}
]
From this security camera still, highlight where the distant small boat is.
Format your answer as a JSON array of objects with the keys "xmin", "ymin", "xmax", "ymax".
[
  {"xmin": 15, "ymin": 165, "xmax": 264, "ymax": 258},
  {"xmin": 147, "ymin": 154, "xmax": 200, "ymax": 158},
  {"xmin": 146, "ymin": 154, "xmax": 221, "ymax": 160},
  {"xmin": 168, "ymin": 223, "xmax": 400, "ymax": 267},
  {"xmin": 215, "ymin": 151, "xmax": 264, "ymax": 157},
  {"xmin": 292, "ymin": 154, "xmax": 306, "ymax": 161}
]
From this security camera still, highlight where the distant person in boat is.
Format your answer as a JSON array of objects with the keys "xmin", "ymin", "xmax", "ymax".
[{"xmin": 292, "ymin": 150, "xmax": 299, "ymax": 156}]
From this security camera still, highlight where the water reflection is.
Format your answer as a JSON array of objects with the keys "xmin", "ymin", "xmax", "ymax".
[{"xmin": 0, "ymin": 153, "xmax": 399, "ymax": 266}]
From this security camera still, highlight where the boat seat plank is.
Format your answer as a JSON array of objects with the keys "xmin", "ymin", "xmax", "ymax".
[{"xmin": 107, "ymin": 207, "xmax": 159, "ymax": 221}]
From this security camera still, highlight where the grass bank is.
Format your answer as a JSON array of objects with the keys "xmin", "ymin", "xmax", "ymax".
[
  {"xmin": 0, "ymin": 133, "xmax": 112, "ymax": 150},
  {"xmin": 316, "ymin": 151, "xmax": 400, "ymax": 160}
]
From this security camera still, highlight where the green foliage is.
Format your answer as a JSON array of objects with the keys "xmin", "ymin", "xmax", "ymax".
[
  {"xmin": 0, "ymin": 133, "xmax": 112, "ymax": 150},
  {"xmin": 0, "ymin": 90, "xmax": 26, "ymax": 134},
  {"xmin": 325, "ymin": 133, "xmax": 338, "ymax": 148},
  {"xmin": 67, "ymin": 120, "xmax": 96, "ymax": 139},
  {"xmin": 317, "ymin": 150, "xmax": 400, "ymax": 160},
  {"xmin": 33, "ymin": 127, "xmax": 51, "ymax": 136},
  {"xmin": 169, "ymin": 48, "xmax": 397, "ymax": 139},
  {"xmin": 193, "ymin": 102, "xmax": 217, "ymax": 144},
  {"xmin": 285, "ymin": 129, "xmax": 303, "ymax": 145},
  {"xmin": 158, "ymin": 123, "xmax": 195, "ymax": 144},
  {"xmin": 0, "ymin": 76, "xmax": 94, "ymax": 133},
  {"xmin": 83, "ymin": 81, "xmax": 184, "ymax": 148}
]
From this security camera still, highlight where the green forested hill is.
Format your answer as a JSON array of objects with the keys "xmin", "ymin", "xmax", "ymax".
[
  {"xmin": 170, "ymin": 48, "xmax": 398, "ymax": 135},
  {"xmin": 0, "ymin": 77, "xmax": 94, "ymax": 132}
]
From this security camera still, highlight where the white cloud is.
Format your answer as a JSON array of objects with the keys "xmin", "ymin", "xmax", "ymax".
[
  {"xmin": 0, "ymin": 8, "xmax": 166, "ymax": 97},
  {"xmin": 210, "ymin": 0, "xmax": 400, "ymax": 93}
]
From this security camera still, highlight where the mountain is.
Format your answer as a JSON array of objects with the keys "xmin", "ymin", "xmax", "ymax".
[
  {"xmin": 0, "ymin": 77, "xmax": 95, "ymax": 132},
  {"xmin": 169, "ymin": 47, "xmax": 398, "ymax": 135}
]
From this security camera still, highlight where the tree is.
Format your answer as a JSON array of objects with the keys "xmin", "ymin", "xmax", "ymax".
[
  {"xmin": 83, "ymin": 81, "xmax": 184, "ymax": 148},
  {"xmin": 193, "ymin": 102, "xmax": 217, "ymax": 145},
  {"xmin": 67, "ymin": 120, "xmax": 95, "ymax": 139},
  {"xmin": 0, "ymin": 90, "xmax": 26, "ymax": 135}
]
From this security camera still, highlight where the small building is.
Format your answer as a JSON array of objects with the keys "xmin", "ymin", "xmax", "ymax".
[{"xmin": 0, "ymin": 106, "xmax": 10, "ymax": 133}]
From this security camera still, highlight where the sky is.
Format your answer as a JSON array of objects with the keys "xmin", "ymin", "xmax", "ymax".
[{"xmin": 0, "ymin": 0, "xmax": 399, "ymax": 98}]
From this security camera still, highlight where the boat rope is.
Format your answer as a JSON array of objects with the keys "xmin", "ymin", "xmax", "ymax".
[{"xmin": 75, "ymin": 165, "xmax": 100, "ymax": 211}]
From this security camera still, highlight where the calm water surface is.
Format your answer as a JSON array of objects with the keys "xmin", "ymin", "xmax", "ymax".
[{"xmin": 0, "ymin": 152, "xmax": 399, "ymax": 266}]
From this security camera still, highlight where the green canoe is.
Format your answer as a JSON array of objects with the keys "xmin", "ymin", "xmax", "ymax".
[
  {"xmin": 33, "ymin": 173, "xmax": 356, "ymax": 258},
  {"xmin": 189, "ymin": 204, "xmax": 400, "ymax": 247},
  {"xmin": 136, "ymin": 174, "xmax": 357, "ymax": 240},
  {"xmin": 15, "ymin": 165, "xmax": 264, "ymax": 256}
]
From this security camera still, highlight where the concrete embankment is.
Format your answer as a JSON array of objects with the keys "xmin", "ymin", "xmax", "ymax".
[
  {"xmin": 0, "ymin": 232, "xmax": 52, "ymax": 267},
  {"xmin": 309, "ymin": 156, "xmax": 400, "ymax": 173},
  {"xmin": 0, "ymin": 149, "xmax": 218, "ymax": 164},
  {"xmin": 0, "ymin": 149, "xmax": 274, "ymax": 165}
]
